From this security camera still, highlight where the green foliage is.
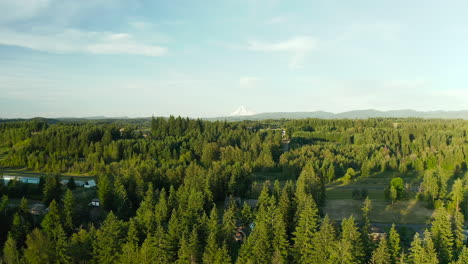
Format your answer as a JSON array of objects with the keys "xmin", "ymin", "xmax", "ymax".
[
  {"xmin": 93, "ymin": 212, "xmax": 126, "ymax": 264},
  {"xmin": 3, "ymin": 235, "xmax": 20, "ymax": 264},
  {"xmin": 42, "ymin": 175, "xmax": 61, "ymax": 206},
  {"xmin": 369, "ymin": 237, "xmax": 391, "ymax": 264}
]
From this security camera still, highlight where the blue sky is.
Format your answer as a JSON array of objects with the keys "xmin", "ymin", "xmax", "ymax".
[{"xmin": 1, "ymin": 0, "xmax": 468, "ymax": 118}]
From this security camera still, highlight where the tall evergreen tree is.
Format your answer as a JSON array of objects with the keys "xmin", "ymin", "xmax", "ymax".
[
  {"xmin": 337, "ymin": 215, "xmax": 364, "ymax": 264},
  {"xmin": 119, "ymin": 218, "xmax": 140, "ymax": 264},
  {"xmin": 2, "ymin": 235, "xmax": 20, "ymax": 264},
  {"xmin": 388, "ymin": 224, "xmax": 401, "ymax": 264},
  {"xmin": 431, "ymin": 207, "xmax": 454, "ymax": 263},
  {"xmin": 361, "ymin": 197, "xmax": 373, "ymax": 262},
  {"xmin": 24, "ymin": 228, "xmax": 54, "ymax": 264},
  {"xmin": 453, "ymin": 210, "xmax": 465, "ymax": 255},
  {"xmin": 310, "ymin": 215, "xmax": 337, "ymax": 264},
  {"xmin": 204, "ymin": 206, "xmax": 220, "ymax": 264},
  {"xmin": 93, "ymin": 212, "xmax": 126, "ymax": 264},
  {"xmin": 369, "ymin": 237, "xmax": 391, "ymax": 264},
  {"xmin": 293, "ymin": 195, "xmax": 319, "ymax": 264},
  {"xmin": 63, "ymin": 189, "xmax": 74, "ymax": 233}
]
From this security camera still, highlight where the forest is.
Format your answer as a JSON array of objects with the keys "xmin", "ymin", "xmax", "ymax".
[{"xmin": 1, "ymin": 117, "xmax": 468, "ymax": 263}]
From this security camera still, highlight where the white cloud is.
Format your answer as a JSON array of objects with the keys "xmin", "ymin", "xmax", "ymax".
[
  {"xmin": 247, "ymin": 36, "xmax": 316, "ymax": 52},
  {"xmin": 0, "ymin": 28, "xmax": 167, "ymax": 56},
  {"xmin": 0, "ymin": 0, "xmax": 52, "ymax": 22},
  {"xmin": 246, "ymin": 36, "xmax": 317, "ymax": 68},
  {"xmin": 239, "ymin": 76, "xmax": 261, "ymax": 88}
]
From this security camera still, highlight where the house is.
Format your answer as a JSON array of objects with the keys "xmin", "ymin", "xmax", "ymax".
[
  {"xmin": 30, "ymin": 204, "xmax": 46, "ymax": 216},
  {"xmin": 84, "ymin": 180, "xmax": 97, "ymax": 188},
  {"xmin": 234, "ymin": 227, "xmax": 250, "ymax": 242},
  {"xmin": 61, "ymin": 179, "xmax": 86, "ymax": 187},
  {"xmin": 89, "ymin": 198, "xmax": 100, "ymax": 207},
  {"xmin": 369, "ymin": 226, "xmax": 386, "ymax": 241}
]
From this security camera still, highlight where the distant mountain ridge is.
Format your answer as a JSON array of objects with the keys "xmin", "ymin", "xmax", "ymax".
[
  {"xmin": 4, "ymin": 109, "xmax": 468, "ymax": 123},
  {"xmin": 207, "ymin": 109, "xmax": 468, "ymax": 121}
]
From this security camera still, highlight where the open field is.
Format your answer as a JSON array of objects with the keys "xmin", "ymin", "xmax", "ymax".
[
  {"xmin": 324, "ymin": 199, "xmax": 434, "ymax": 224},
  {"xmin": 324, "ymin": 170, "xmax": 434, "ymax": 224},
  {"xmin": 2, "ymin": 169, "xmax": 94, "ymax": 181}
]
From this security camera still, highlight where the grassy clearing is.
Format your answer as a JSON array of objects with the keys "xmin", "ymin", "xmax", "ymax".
[
  {"xmin": 2, "ymin": 169, "xmax": 94, "ymax": 181},
  {"xmin": 323, "ymin": 199, "xmax": 433, "ymax": 224},
  {"xmin": 324, "ymin": 170, "xmax": 433, "ymax": 224},
  {"xmin": 326, "ymin": 188, "xmax": 386, "ymax": 201}
]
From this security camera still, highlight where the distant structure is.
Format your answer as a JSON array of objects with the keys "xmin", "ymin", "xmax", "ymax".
[
  {"xmin": 30, "ymin": 204, "xmax": 46, "ymax": 216},
  {"xmin": 84, "ymin": 180, "xmax": 97, "ymax": 188},
  {"xmin": 369, "ymin": 226, "xmax": 386, "ymax": 241},
  {"xmin": 60, "ymin": 179, "xmax": 85, "ymax": 187},
  {"xmin": 89, "ymin": 198, "xmax": 100, "ymax": 207},
  {"xmin": 234, "ymin": 227, "xmax": 249, "ymax": 242}
]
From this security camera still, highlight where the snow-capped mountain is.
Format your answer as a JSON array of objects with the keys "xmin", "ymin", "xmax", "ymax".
[{"xmin": 228, "ymin": 106, "xmax": 257, "ymax": 116}]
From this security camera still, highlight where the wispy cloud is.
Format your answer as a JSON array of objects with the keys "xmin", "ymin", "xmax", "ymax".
[
  {"xmin": 0, "ymin": 28, "xmax": 167, "ymax": 56},
  {"xmin": 246, "ymin": 36, "xmax": 317, "ymax": 68}
]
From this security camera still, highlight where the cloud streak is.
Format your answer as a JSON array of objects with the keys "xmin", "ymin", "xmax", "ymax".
[
  {"xmin": 246, "ymin": 36, "xmax": 317, "ymax": 68},
  {"xmin": 0, "ymin": 28, "xmax": 167, "ymax": 56}
]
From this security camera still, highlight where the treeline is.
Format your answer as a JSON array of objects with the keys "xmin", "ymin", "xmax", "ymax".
[{"xmin": 1, "ymin": 166, "xmax": 467, "ymax": 264}]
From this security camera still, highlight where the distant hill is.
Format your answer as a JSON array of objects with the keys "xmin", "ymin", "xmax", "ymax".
[
  {"xmin": 206, "ymin": 109, "xmax": 468, "ymax": 121},
  {"xmin": 4, "ymin": 109, "xmax": 468, "ymax": 123}
]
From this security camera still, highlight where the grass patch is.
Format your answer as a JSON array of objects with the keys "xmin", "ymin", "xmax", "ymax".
[
  {"xmin": 323, "ymin": 199, "xmax": 434, "ymax": 224},
  {"xmin": 326, "ymin": 188, "xmax": 386, "ymax": 201}
]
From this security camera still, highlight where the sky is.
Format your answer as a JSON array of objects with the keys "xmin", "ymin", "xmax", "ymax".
[{"xmin": 1, "ymin": 0, "xmax": 468, "ymax": 118}]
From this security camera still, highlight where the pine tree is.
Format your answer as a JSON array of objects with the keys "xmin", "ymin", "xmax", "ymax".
[
  {"xmin": 271, "ymin": 208, "xmax": 289, "ymax": 264},
  {"xmin": 369, "ymin": 237, "xmax": 391, "ymax": 264},
  {"xmin": 69, "ymin": 228, "xmax": 93, "ymax": 264},
  {"xmin": 214, "ymin": 242, "xmax": 232, "ymax": 264},
  {"xmin": 114, "ymin": 177, "xmax": 131, "ymax": 219},
  {"xmin": 42, "ymin": 175, "xmax": 61, "ymax": 206},
  {"xmin": 41, "ymin": 200, "xmax": 70, "ymax": 263},
  {"xmin": 388, "ymin": 224, "xmax": 401, "ymax": 264},
  {"xmin": 453, "ymin": 210, "xmax": 465, "ymax": 255},
  {"xmin": 337, "ymin": 215, "xmax": 364, "ymax": 264},
  {"xmin": 203, "ymin": 206, "xmax": 220, "ymax": 264},
  {"xmin": 240, "ymin": 202, "xmax": 254, "ymax": 227},
  {"xmin": 97, "ymin": 174, "xmax": 113, "ymax": 210},
  {"xmin": 431, "ymin": 207, "xmax": 454, "ymax": 263},
  {"xmin": 450, "ymin": 179, "xmax": 464, "ymax": 211},
  {"xmin": 9, "ymin": 212, "xmax": 30, "ymax": 246},
  {"xmin": 422, "ymin": 230, "xmax": 439, "ymax": 264},
  {"xmin": 167, "ymin": 209, "xmax": 183, "ymax": 262},
  {"xmin": 139, "ymin": 226, "xmax": 172, "ymax": 264},
  {"xmin": 454, "ymin": 246, "xmax": 468, "ymax": 264},
  {"xmin": 293, "ymin": 195, "xmax": 319, "ymax": 263},
  {"xmin": 251, "ymin": 218, "xmax": 273, "ymax": 264},
  {"xmin": 310, "ymin": 215, "xmax": 337, "ymax": 264},
  {"xmin": 155, "ymin": 188, "xmax": 169, "ymax": 224},
  {"xmin": 408, "ymin": 233, "xmax": 425, "ymax": 264},
  {"xmin": 24, "ymin": 228, "xmax": 54, "ymax": 264},
  {"xmin": 296, "ymin": 162, "xmax": 325, "ymax": 207},
  {"xmin": 136, "ymin": 184, "xmax": 156, "ymax": 232},
  {"xmin": 63, "ymin": 189, "xmax": 74, "ymax": 233},
  {"xmin": 3, "ymin": 235, "xmax": 20, "ymax": 264},
  {"xmin": 119, "ymin": 218, "xmax": 140, "ymax": 264},
  {"xmin": 361, "ymin": 197, "xmax": 373, "ymax": 262},
  {"xmin": 93, "ymin": 212, "xmax": 126, "ymax": 264}
]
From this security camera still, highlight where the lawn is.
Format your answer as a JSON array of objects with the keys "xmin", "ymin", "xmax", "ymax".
[
  {"xmin": 323, "ymin": 199, "xmax": 434, "ymax": 224},
  {"xmin": 323, "ymin": 170, "xmax": 434, "ymax": 224}
]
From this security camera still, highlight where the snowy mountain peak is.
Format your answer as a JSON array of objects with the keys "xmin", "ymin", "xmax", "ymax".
[{"xmin": 229, "ymin": 106, "xmax": 257, "ymax": 116}]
